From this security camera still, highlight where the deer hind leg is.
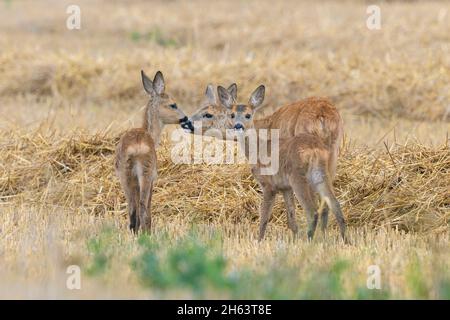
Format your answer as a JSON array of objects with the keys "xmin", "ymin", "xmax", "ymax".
[
  {"xmin": 119, "ymin": 171, "xmax": 139, "ymax": 233},
  {"xmin": 138, "ymin": 178, "xmax": 153, "ymax": 234},
  {"xmin": 290, "ymin": 177, "xmax": 318, "ymax": 241},
  {"xmin": 282, "ymin": 190, "xmax": 298, "ymax": 237},
  {"xmin": 145, "ymin": 180, "xmax": 154, "ymax": 233},
  {"xmin": 128, "ymin": 185, "xmax": 139, "ymax": 233},
  {"xmin": 258, "ymin": 188, "xmax": 276, "ymax": 242},
  {"xmin": 318, "ymin": 199, "xmax": 329, "ymax": 235},
  {"xmin": 319, "ymin": 145, "xmax": 339, "ymax": 235},
  {"xmin": 133, "ymin": 160, "xmax": 154, "ymax": 234},
  {"xmin": 315, "ymin": 180, "xmax": 346, "ymax": 242}
]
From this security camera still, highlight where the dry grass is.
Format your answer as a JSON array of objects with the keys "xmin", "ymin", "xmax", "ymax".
[
  {"xmin": 1, "ymin": 0, "xmax": 450, "ymax": 122},
  {"xmin": 0, "ymin": 203, "xmax": 448, "ymax": 299},
  {"xmin": 0, "ymin": 0, "xmax": 449, "ymax": 299},
  {"xmin": 0, "ymin": 127, "xmax": 448, "ymax": 234}
]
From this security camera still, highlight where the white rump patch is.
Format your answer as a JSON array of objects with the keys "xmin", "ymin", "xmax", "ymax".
[
  {"xmin": 127, "ymin": 143, "xmax": 151, "ymax": 155},
  {"xmin": 310, "ymin": 169, "xmax": 325, "ymax": 185}
]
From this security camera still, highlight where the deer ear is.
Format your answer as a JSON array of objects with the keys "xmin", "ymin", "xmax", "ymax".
[
  {"xmin": 153, "ymin": 71, "xmax": 165, "ymax": 95},
  {"xmin": 141, "ymin": 70, "xmax": 154, "ymax": 95},
  {"xmin": 227, "ymin": 83, "xmax": 237, "ymax": 102},
  {"xmin": 249, "ymin": 85, "xmax": 265, "ymax": 110},
  {"xmin": 217, "ymin": 86, "xmax": 233, "ymax": 109},
  {"xmin": 205, "ymin": 84, "xmax": 216, "ymax": 104}
]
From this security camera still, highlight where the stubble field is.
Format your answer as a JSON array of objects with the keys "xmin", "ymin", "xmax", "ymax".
[{"xmin": 0, "ymin": 0, "xmax": 449, "ymax": 299}]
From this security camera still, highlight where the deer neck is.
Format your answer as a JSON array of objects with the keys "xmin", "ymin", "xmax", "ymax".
[{"xmin": 143, "ymin": 98, "xmax": 163, "ymax": 145}]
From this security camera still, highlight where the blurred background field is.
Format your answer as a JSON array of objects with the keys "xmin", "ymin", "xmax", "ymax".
[{"xmin": 0, "ymin": 0, "xmax": 449, "ymax": 299}]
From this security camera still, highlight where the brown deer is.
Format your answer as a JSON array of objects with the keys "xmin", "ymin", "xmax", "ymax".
[
  {"xmin": 216, "ymin": 85, "xmax": 346, "ymax": 241},
  {"xmin": 115, "ymin": 70, "xmax": 192, "ymax": 233},
  {"xmin": 187, "ymin": 85, "xmax": 343, "ymax": 237},
  {"xmin": 188, "ymin": 83, "xmax": 237, "ymax": 136}
]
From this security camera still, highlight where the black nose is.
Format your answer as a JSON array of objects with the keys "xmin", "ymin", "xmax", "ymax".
[
  {"xmin": 234, "ymin": 123, "xmax": 244, "ymax": 130},
  {"xmin": 180, "ymin": 118, "xmax": 194, "ymax": 132}
]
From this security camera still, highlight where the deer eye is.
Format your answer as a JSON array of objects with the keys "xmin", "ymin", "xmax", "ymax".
[
  {"xmin": 203, "ymin": 113, "xmax": 213, "ymax": 119},
  {"xmin": 230, "ymin": 113, "xmax": 235, "ymax": 119},
  {"xmin": 245, "ymin": 114, "xmax": 251, "ymax": 119},
  {"xmin": 169, "ymin": 103, "xmax": 177, "ymax": 109}
]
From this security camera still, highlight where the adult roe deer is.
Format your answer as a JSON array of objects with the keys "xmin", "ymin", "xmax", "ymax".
[
  {"xmin": 187, "ymin": 84, "xmax": 344, "ymax": 238},
  {"xmin": 115, "ymin": 70, "xmax": 192, "ymax": 233},
  {"xmin": 216, "ymin": 85, "xmax": 346, "ymax": 241}
]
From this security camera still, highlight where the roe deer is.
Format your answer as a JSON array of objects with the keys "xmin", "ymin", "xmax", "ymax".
[
  {"xmin": 115, "ymin": 70, "xmax": 192, "ymax": 233},
  {"xmin": 187, "ymin": 83, "xmax": 237, "ymax": 136},
  {"xmin": 187, "ymin": 85, "xmax": 343, "ymax": 234},
  {"xmin": 216, "ymin": 85, "xmax": 346, "ymax": 241}
]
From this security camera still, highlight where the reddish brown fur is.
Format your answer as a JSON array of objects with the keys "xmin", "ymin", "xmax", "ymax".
[
  {"xmin": 115, "ymin": 71, "xmax": 189, "ymax": 233},
  {"xmin": 115, "ymin": 129, "xmax": 157, "ymax": 232},
  {"xmin": 245, "ymin": 133, "xmax": 346, "ymax": 241},
  {"xmin": 254, "ymin": 97, "xmax": 343, "ymax": 179},
  {"xmin": 190, "ymin": 94, "xmax": 343, "ymax": 178},
  {"xmin": 188, "ymin": 84, "xmax": 237, "ymax": 136},
  {"xmin": 217, "ymin": 85, "xmax": 346, "ymax": 241}
]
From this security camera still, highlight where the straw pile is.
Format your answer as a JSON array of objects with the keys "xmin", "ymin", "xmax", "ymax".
[{"xmin": 1, "ymin": 128, "xmax": 448, "ymax": 234}]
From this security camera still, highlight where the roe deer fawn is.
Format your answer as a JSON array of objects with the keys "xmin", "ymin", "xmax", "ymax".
[
  {"xmin": 187, "ymin": 83, "xmax": 237, "ymax": 136},
  {"xmin": 115, "ymin": 70, "xmax": 192, "ymax": 233},
  {"xmin": 216, "ymin": 85, "xmax": 346, "ymax": 241},
  {"xmin": 187, "ymin": 84, "xmax": 343, "ymax": 235}
]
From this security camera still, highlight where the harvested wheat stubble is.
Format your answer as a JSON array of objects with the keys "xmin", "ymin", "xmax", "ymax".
[
  {"xmin": 1, "ymin": 48, "xmax": 449, "ymax": 122},
  {"xmin": 0, "ymin": 128, "xmax": 448, "ymax": 234}
]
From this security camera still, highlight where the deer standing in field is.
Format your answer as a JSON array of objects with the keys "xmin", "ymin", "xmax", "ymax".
[
  {"xmin": 215, "ymin": 85, "xmax": 346, "ymax": 241},
  {"xmin": 115, "ymin": 70, "xmax": 192, "ymax": 233},
  {"xmin": 186, "ymin": 85, "xmax": 344, "ymax": 240}
]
